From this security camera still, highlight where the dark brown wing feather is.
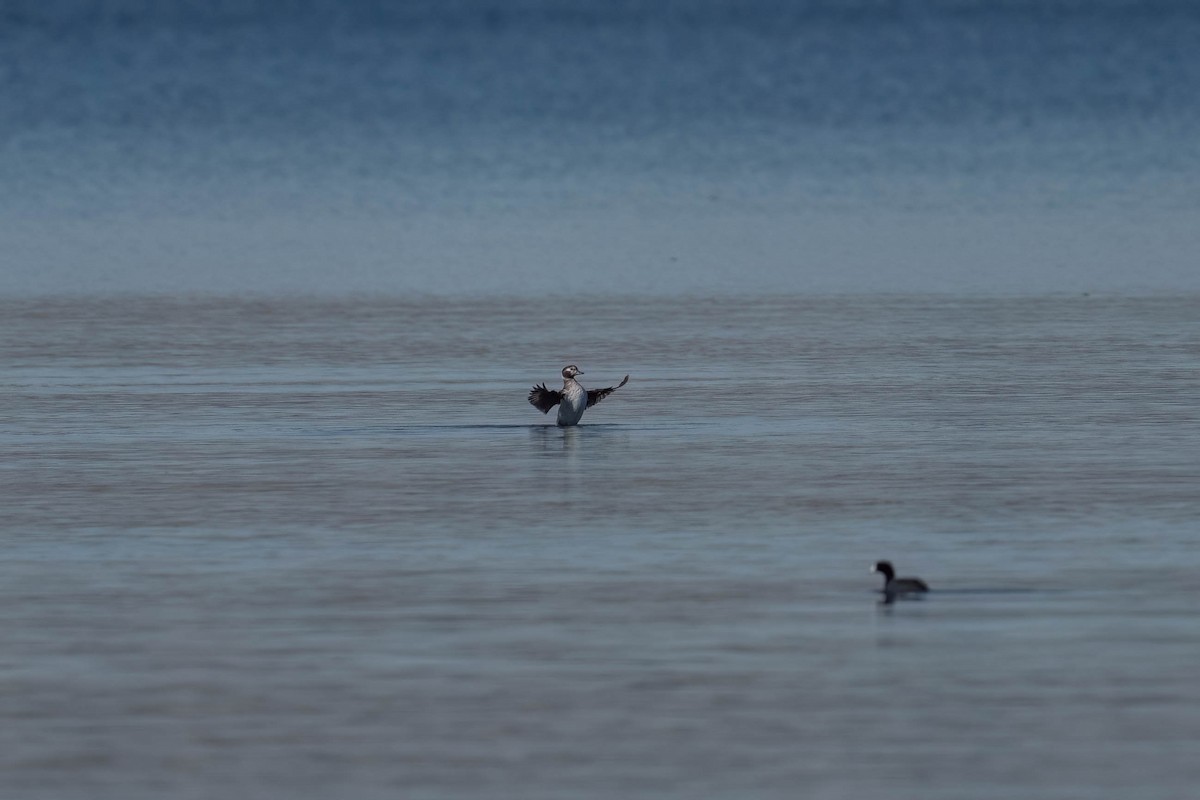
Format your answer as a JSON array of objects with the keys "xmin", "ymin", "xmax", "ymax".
[
  {"xmin": 586, "ymin": 375, "xmax": 629, "ymax": 408},
  {"xmin": 528, "ymin": 383, "xmax": 562, "ymax": 413}
]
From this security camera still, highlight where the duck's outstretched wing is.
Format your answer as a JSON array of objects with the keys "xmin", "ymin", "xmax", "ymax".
[
  {"xmin": 528, "ymin": 383, "xmax": 562, "ymax": 413},
  {"xmin": 586, "ymin": 375, "xmax": 629, "ymax": 408}
]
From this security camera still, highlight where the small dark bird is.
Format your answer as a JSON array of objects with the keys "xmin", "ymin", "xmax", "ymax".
[
  {"xmin": 528, "ymin": 365, "xmax": 629, "ymax": 427},
  {"xmin": 872, "ymin": 560, "xmax": 930, "ymax": 601}
]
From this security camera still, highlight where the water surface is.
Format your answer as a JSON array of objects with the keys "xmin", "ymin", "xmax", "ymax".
[{"xmin": 3, "ymin": 294, "xmax": 1198, "ymax": 798}]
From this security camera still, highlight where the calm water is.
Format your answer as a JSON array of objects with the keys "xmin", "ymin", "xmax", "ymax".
[
  {"xmin": 3, "ymin": 0, "xmax": 1200, "ymax": 795},
  {"xmin": 4, "ymin": 0, "xmax": 1200, "ymax": 294},
  {"xmin": 3, "ymin": 294, "xmax": 1199, "ymax": 799}
]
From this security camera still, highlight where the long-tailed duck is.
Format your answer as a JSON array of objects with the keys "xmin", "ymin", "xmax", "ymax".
[
  {"xmin": 872, "ymin": 560, "xmax": 930, "ymax": 602},
  {"xmin": 528, "ymin": 365, "xmax": 629, "ymax": 427}
]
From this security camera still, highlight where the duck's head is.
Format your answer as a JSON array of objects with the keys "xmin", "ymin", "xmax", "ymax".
[
  {"xmin": 562, "ymin": 365, "xmax": 583, "ymax": 379},
  {"xmin": 871, "ymin": 561, "xmax": 895, "ymax": 580}
]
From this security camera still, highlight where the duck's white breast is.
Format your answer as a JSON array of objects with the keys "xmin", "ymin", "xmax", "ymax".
[{"xmin": 556, "ymin": 381, "xmax": 588, "ymax": 426}]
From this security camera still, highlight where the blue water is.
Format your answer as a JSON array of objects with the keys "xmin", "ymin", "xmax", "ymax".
[
  {"xmin": 3, "ymin": 0, "xmax": 1199, "ymax": 294},
  {"xmin": 3, "ymin": 3, "xmax": 1200, "ymax": 798},
  {"xmin": 4, "ymin": 294, "xmax": 1200, "ymax": 799}
]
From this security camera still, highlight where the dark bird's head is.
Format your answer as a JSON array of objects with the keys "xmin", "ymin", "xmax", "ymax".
[
  {"xmin": 872, "ymin": 561, "xmax": 896, "ymax": 581},
  {"xmin": 562, "ymin": 365, "xmax": 583, "ymax": 379}
]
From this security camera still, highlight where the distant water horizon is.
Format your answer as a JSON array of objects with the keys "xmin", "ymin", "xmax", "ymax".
[{"xmin": 3, "ymin": 0, "xmax": 1199, "ymax": 296}]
